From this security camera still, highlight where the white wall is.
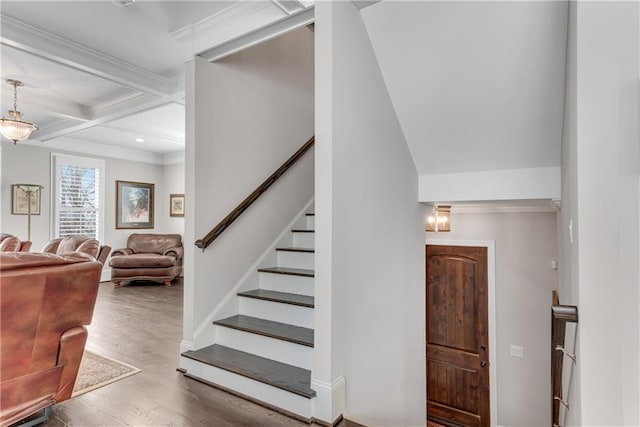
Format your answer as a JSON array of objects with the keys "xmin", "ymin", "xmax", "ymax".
[
  {"xmin": 1, "ymin": 143, "xmax": 185, "ymax": 262},
  {"xmin": 185, "ymin": 27, "xmax": 315, "ymax": 348},
  {"xmin": 163, "ymin": 162, "xmax": 185, "ymax": 236},
  {"xmin": 557, "ymin": 1, "xmax": 582, "ymax": 424},
  {"xmin": 428, "ymin": 212, "xmax": 558, "ymax": 426},
  {"xmin": 315, "ymin": 1, "xmax": 427, "ymax": 424},
  {"xmin": 568, "ymin": 2, "xmax": 640, "ymax": 425}
]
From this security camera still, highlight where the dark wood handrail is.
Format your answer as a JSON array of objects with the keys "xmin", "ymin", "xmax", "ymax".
[
  {"xmin": 551, "ymin": 290, "xmax": 578, "ymax": 426},
  {"xmin": 195, "ymin": 136, "xmax": 315, "ymax": 250}
]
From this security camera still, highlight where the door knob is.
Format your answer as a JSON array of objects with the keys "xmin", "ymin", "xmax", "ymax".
[{"xmin": 481, "ymin": 361, "xmax": 487, "ymax": 368}]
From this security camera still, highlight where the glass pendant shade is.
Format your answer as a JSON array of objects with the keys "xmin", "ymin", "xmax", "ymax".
[{"xmin": 0, "ymin": 110, "xmax": 38, "ymax": 144}]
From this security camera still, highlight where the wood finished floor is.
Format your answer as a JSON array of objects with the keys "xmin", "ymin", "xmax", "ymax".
[{"xmin": 47, "ymin": 279, "xmax": 363, "ymax": 427}]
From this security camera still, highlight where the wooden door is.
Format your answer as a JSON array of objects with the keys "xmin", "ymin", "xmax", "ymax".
[{"xmin": 426, "ymin": 245, "xmax": 489, "ymax": 427}]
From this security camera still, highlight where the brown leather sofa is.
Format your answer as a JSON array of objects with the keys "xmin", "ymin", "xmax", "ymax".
[
  {"xmin": 109, "ymin": 233, "xmax": 183, "ymax": 287},
  {"xmin": 42, "ymin": 235, "xmax": 111, "ymax": 265},
  {"xmin": 0, "ymin": 233, "xmax": 32, "ymax": 252},
  {"xmin": 0, "ymin": 252, "xmax": 102, "ymax": 427}
]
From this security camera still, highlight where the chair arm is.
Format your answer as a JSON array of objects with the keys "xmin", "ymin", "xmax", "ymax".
[
  {"xmin": 111, "ymin": 248, "xmax": 134, "ymax": 257},
  {"xmin": 163, "ymin": 246, "xmax": 183, "ymax": 259},
  {"xmin": 54, "ymin": 326, "xmax": 88, "ymax": 403}
]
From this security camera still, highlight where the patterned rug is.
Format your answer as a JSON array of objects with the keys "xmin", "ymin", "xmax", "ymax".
[{"xmin": 72, "ymin": 350, "xmax": 141, "ymax": 397}]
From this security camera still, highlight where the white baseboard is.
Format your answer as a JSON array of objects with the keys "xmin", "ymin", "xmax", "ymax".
[
  {"xmin": 100, "ymin": 267, "xmax": 111, "ymax": 282},
  {"xmin": 180, "ymin": 340, "xmax": 193, "ymax": 353},
  {"xmin": 312, "ymin": 375, "xmax": 346, "ymax": 424}
]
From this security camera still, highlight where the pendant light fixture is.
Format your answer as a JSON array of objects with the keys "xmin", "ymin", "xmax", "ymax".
[{"xmin": 0, "ymin": 79, "xmax": 38, "ymax": 144}]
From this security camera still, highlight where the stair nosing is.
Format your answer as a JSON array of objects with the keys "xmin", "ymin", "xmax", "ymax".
[
  {"xmin": 257, "ymin": 266, "xmax": 314, "ymax": 277},
  {"xmin": 238, "ymin": 289, "xmax": 314, "ymax": 308},
  {"xmin": 181, "ymin": 344, "xmax": 316, "ymax": 398},
  {"xmin": 276, "ymin": 247, "xmax": 314, "ymax": 253},
  {"xmin": 213, "ymin": 315, "xmax": 314, "ymax": 347}
]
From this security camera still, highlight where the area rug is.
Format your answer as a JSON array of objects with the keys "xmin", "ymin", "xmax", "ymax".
[{"xmin": 72, "ymin": 350, "xmax": 141, "ymax": 397}]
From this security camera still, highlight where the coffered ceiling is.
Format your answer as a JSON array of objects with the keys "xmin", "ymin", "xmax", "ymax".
[{"xmin": 0, "ymin": 0, "xmax": 314, "ymax": 164}]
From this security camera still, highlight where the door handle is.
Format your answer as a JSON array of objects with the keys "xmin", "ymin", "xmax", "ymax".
[{"xmin": 480, "ymin": 361, "xmax": 487, "ymax": 368}]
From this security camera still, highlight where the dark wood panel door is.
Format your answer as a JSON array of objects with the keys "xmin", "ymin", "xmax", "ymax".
[{"xmin": 426, "ymin": 245, "xmax": 489, "ymax": 427}]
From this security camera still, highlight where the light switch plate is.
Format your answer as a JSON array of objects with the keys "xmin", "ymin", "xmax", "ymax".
[{"xmin": 510, "ymin": 345, "xmax": 524, "ymax": 358}]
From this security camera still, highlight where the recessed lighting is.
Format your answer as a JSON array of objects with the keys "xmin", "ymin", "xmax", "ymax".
[{"xmin": 136, "ymin": 138, "xmax": 144, "ymax": 142}]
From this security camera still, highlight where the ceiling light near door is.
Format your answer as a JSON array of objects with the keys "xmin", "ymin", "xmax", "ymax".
[
  {"xmin": 426, "ymin": 205, "xmax": 451, "ymax": 232},
  {"xmin": 0, "ymin": 80, "xmax": 38, "ymax": 144},
  {"xmin": 112, "ymin": 0, "xmax": 135, "ymax": 7}
]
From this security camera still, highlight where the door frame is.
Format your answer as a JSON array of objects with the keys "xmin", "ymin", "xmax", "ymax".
[{"xmin": 426, "ymin": 239, "xmax": 498, "ymax": 427}]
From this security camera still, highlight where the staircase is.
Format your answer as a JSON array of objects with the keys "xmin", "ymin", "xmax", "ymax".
[{"xmin": 180, "ymin": 212, "xmax": 316, "ymax": 419}]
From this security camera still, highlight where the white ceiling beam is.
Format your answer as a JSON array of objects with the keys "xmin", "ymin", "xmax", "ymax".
[
  {"xmin": 1, "ymin": 89, "xmax": 90, "ymax": 121},
  {"xmin": 271, "ymin": 0, "xmax": 306, "ymax": 15},
  {"xmin": 1, "ymin": 16, "xmax": 176, "ymax": 97},
  {"xmin": 35, "ymin": 94, "xmax": 175, "ymax": 142},
  {"xmin": 199, "ymin": 7, "xmax": 314, "ymax": 63}
]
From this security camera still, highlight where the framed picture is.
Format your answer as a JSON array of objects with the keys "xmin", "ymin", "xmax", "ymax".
[
  {"xmin": 116, "ymin": 180, "xmax": 154, "ymax": 229},
  {"xmin": 170, "ymin": 194, "xmax": 185, "ymax": 217},
  {"xmin": 12, "ymin": 184, "xmax": 42, "ymax": 215}
]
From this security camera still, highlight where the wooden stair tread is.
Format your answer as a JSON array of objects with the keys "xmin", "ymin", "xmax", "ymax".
[
  {"xmin": 214, "ymin": 315, "xmax": 314, "ymax": 347},
  {"xmin": 276, "ymin": 247, "xmax": 314, "ymax": 253},
  {"xmin": 182, "ymin": 344, "xmax": 316, "ymax": 398},
  {"xmin": 238, "ymin": 289, "xmax": 314, "ymax": 308},
  {"xmin": 258, "ymin": 266, "xmax": 314, "ymax": 277}
]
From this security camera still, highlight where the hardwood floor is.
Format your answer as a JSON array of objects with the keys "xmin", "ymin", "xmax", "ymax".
[{"xmin": 46, "ymin": 279, "xmax": 362, "ymax": 427}]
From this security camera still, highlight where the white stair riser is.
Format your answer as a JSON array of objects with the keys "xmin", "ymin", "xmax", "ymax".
[
  {"xmin": 239, "ymin": 298, "xmax": 314, "ymax": 329},
  {"xmin": 306, "ymin": 216, "xmax": 315, "ymax": 229},
  {"xmin": 260, "ymin": 272, "xmax": 314, "ymax": 296},
  {"xmin": 215, "ymin": 326, "xmax": 313, "ymax": 369},
  {"xmin": 180, "ymin": 356, "xmax": 312, "ymax": 418},
  {"xmin": 277, "ymin": 251, "xmax": 314, "ymax": 270},
  {"xmin": 292, "ymin": 232, "xmax": 314, "ymax": 249}
]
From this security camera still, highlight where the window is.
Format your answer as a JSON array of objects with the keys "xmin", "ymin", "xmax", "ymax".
[{"xmin": 52, "ymin": 154, "xmax": 105, "ymax": 241}]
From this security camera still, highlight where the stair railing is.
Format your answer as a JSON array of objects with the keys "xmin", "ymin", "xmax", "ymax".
[
  {"xmin": 195, "ymin": 136, "xmax": 315, "ymax": 251},
  {"xmin": 551, "ymin": 290, "xmax": 578, "ymax": 427}
]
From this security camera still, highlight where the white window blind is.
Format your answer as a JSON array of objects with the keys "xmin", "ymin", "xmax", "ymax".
[{"xmin": 52, "ymin": 154, "xmax": 104, "ymax": 241}]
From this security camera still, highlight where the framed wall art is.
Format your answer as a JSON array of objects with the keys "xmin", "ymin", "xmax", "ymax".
[
  {"xmin": 170, "ymin": 194, "xmax": 185, "ymax": 217},
  {"xmin": 12, "ymin": 184, "xmax": 42, "ymax": 215},
  {"xmin": 116, "ymin": 180, "xmax": 154, "ymax": 229}
]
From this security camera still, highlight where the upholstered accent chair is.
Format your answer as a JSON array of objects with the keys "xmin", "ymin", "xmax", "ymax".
[
  {"xmin": 42, "ymin": 236, "xmax": 111, "ymax": 266},
  {"xmin": 109, "ymin": 233, "xmax": 183, "ymax": 287},
  {"xmin": 0, "ymin": 233, "xmax": 32, "ymax": 252},
  {"xmin": 0, "ymin": 252, "xmax": 102, "ymax": 427}
]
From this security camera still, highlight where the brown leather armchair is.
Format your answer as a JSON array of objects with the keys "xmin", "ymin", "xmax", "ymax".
[
  {"xmin": 0, "ymin": 233, "xmax": 32, "ymax": 252},
  {"xmin": 42, "ymin": 235, "xmax": 111, "ymax": 265},
  {"xmin": 109, "ymin": 233, "xmax": 183, "ymax": 287},
  {"xmin": 0, "ymin": 252, "xmax": 102, "ymax": 427}
]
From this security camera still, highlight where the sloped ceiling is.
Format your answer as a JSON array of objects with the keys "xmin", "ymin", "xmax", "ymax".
[{"xmin": 361, "ymin": 1, "xmax": 568, "ymax": 176}]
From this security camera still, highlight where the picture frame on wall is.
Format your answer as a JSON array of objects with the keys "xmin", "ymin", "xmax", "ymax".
[
  {"xmin": 116, "ymin": 180, "xmax": 154, "ymax": 229},
  {"xmin": 169, "ymin": 194, "xmax": 185, "ymax": 217},
  {"xmin": 12, "ymin": 184, "xmax": 42, "ymax": 215}
]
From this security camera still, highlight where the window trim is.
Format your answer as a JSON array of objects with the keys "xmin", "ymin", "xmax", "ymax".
[{"xmin": 51, "ymin": 153, "xmax": 105, "ymax": 242}]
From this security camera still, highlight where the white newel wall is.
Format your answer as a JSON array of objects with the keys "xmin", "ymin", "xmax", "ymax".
[
  {"xmin": 184, "ymin": 27, "xmax": 314, "ymax": 350},
  {"xmin": 315, "ymin": 1, "xmax": 427, "ymax": 424}
]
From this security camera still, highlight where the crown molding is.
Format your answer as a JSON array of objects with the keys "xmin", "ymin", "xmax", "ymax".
[
  {"xmin": 22, "ymin": 136, "xmax": 166, "ymax": 165},
  {"xmin": 170, "ymin": 1, "xmax": 305, "ymax": 59},
  {"xmin": 163, "ymin": 150, "xmax": 185, "ymax": 165},
  {"xmin": 1, "ymin": 15, "xmax": 175, "ymax": 96}
]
